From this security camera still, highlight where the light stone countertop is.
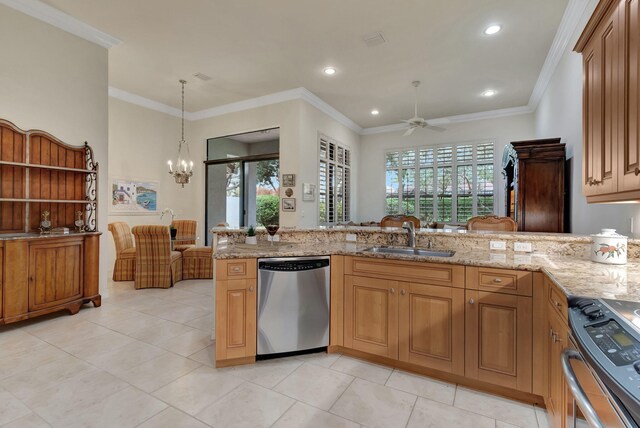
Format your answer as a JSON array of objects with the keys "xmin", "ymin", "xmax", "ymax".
[{"xmin": 214, "ymin": 241, "xmax": 640, "ymax": 302}]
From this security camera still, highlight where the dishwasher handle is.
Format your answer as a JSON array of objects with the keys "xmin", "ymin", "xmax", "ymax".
[{"xmin": 561, "ymin": 349, "xmax": 605, "ymax": 428}]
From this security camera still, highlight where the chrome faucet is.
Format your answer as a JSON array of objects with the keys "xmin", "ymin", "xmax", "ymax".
[{"xmin": 402, "ymin": 221, "xmax": 416, "ymax": 248}]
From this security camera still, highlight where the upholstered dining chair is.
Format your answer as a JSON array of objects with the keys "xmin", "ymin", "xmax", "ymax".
[
  {"xmin": 131, "ymin": 225, "xmax": 183, "ymax": 289},
  {"xmin": 172, "ymin": 219, "xmax": 197, "ymax": 252},
  {"xmin": 380, "ymin": 215, "xmax": 421, "ymax": 229},
  {"xmin": 466, "ymin": 215, "xmax": 517, "ymax": 232},
  {"xmin": 108, "ymin": 222, "xmax": 136, "ymax": 281}
]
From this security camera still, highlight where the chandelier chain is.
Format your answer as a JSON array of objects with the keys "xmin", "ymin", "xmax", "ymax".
[{"xmin": 180, "ymin": 79, "xmax": 186, "ymax": 142}]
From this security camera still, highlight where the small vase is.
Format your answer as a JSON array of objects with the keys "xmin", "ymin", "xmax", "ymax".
[
  {"xmin": 245, "ymin": 236, "xmax": 257, "ymax": 245},
  {"xmin": 170, "ymin": 228, "xmax": 178, "ymax": 239}
]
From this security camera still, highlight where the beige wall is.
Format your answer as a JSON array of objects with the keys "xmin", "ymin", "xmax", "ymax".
[
  {"xmin": 357, "ymin": 114, "xmax": 536, "ymax": 223},
  {"xmin": 107, "ymin": 98, "xmax": 202, "ymax": 274},
  {"xmin": 190, "ymin": 99, "xmax": 360, "ymax": 228},
  {"xmin": 0, "ymin": 5, "xmax": 109, "ymax": 292}
]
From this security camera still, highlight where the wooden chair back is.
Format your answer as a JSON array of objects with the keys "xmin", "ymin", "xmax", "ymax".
[
  {"xmin": 108, "ymin": 222, "xmax": 134, "ymax": 255},
  {"xmin": 380, "ymin": 215, "xmax": 421, "ymax": 229},
  {"xmin": 466, "ymin": 215, "xmax": 517, "ymax": 232}
]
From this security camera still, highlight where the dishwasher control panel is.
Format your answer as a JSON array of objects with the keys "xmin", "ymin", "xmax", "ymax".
[{"xmin": 258, "ymin": 258, "xmax": 330, "ymax": 272}]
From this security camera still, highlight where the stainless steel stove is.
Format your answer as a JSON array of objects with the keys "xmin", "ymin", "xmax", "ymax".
[{"xmin": 568, "ymin": 297, "xmax": 640, "ymax": 427}]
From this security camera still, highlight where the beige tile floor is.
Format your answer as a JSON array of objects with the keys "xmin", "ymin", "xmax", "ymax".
[{"xmin": 0, "ymin": 279, "xmax": 551, "ymax": 428}]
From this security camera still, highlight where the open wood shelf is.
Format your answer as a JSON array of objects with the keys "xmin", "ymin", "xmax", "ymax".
[
  {"xmin": 0, "ymin": 160, "xmax": 96, "ymax": 174},
  {"xmin": 0, "ymin": 198, "xmax": 93, "ymax": 203}
]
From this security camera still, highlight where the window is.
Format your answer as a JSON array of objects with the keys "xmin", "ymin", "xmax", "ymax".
[
  {"xmin": 319, "ymin": 135, "xmax": 351, "ymax": 224},
  {"xmin": 385, "ymin": 142, "xmax": 494, "ymax": 223}
]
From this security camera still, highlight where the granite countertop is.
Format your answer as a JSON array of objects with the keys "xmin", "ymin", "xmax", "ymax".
[{"xmin": 214, "ymin": 241, "xmax": 640, "ymax": 302}]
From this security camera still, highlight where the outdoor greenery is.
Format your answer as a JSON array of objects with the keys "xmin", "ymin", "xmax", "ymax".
[{"xmin": 256, "ymin": 195, "xmax": 279, "ymax": 227}]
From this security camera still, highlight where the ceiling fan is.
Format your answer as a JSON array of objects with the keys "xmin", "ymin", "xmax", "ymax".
[{"xmin": 400, "ymin": 81, "xmax": 446, "ymax": 136}]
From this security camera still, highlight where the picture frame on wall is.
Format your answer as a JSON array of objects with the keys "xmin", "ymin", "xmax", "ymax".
[
  {"xmin": 282, "ymin": 198, "xmax": 296, "ymax": 212},
  {"xmin": 282, "ymin": 174, "xmax": 296, "ymax": 187},
  {"xmin": 111, "ymin": 178, "xmax": 159, "ymax": 214},
  {"xmin": 302, "ymin": 183, "xmax": 316, "ymax": 201}
]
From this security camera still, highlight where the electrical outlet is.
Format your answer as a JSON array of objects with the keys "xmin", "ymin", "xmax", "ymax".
[
  {"xmin": 514, "ymin": 254, "xmax": 533, "ymax": 265},
  {"xmin": 514, "ymin": 242, "xmax": 533, "ymax": 252},
  {"xmin": 490, "ymin": 253, "xmax": 506, "ymax": 263},
  {"xmin": 346, "ymin": 233, "xmax": 357, "ymax": 242},
  {"xmin": 490, "ymin": 240, "xmax": 507, "ymax": 250}
]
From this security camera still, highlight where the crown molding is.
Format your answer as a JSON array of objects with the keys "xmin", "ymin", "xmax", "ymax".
[
  {"xmin": 360, "ymin": 106, "xmax": 534, "ymax": 135},
  {"xmin": 296, "ymin": 88, "xmax": 363, "ymax": 133},
  {"xmin": 189, "ymin": 88, "xmax": 302, "ymax": 121},
  {"xmin": 527, "ymin": 0, "xmax": 595, "ymax": 110},
  {"xmin": 0, "ymin": 0, "xmax": 121, "ymax": 49},
  {"xmin": 109, "ymin": 87, "xmax": 183, "ymax": 118}
]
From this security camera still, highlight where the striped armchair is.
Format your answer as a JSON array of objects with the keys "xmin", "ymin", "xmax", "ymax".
[
  {"xmin": 172, "ymin": 220, "xmax": 197, "ymax": 252},
  {"xmin": 108, "ymin": 222, "xmax": 136, "ymax": 281},
  {"xmin": 131, "ymin": 225, "xmax": 183, "ymax": 289}
]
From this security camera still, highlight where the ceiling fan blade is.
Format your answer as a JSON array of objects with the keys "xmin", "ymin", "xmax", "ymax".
[
  {"xmin": 403, "ymin": 126, "xmax": 416, "ymax": 137},
  {"xmin": 426, "ymin": 125, "xmax": 446, "ymax": 132}
]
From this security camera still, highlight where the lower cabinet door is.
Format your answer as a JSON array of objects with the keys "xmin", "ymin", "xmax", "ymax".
[
  {"xmin": 216, "ymin": 278, "xmax": 257, "ymax": 361},
  {"xmin": 547, "ymin": 308, "xmax": 567, "ymax": 428},
  {"xmin": 398, "ymin": 282, "xmax": 465, "ymax": 375},
  {"xmin": 28, "ymin": 239, "xmax": 83, "ymax": 311},
  {"xmin": 344, "ymin": 275, "xmax": 398, "ymax": 359},
  {"xmin": 465, "ymin": 290, "xmax": 533, "ymax": 392}
]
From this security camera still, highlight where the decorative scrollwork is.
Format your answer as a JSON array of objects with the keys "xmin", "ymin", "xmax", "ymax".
[
  {"xmin": 84, "ymin": 202, "xmax": 97, "ymax": 232},
  {"xmin": 84, "ymin": 142, "xmax": 98, "ymax": 172}
]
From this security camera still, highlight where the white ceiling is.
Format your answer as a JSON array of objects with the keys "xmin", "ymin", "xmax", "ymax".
[{"xmin": 42, "ymin": 0, "xmax": 568, "ymax": 129}]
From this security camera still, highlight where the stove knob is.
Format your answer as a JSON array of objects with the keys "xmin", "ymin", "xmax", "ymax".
[
  {"xmin": 576, "ymin": 299, "xmax": 595, "ymax": 309},
  {"xmin": 583, "ymin": 305, "xmax": 603, "ymax": 319},
  {"xmin": 634, "ymin": 361, "xmax": 640, "ymax": 375}
]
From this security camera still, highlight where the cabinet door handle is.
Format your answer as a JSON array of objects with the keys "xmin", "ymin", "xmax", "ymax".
[
  {"xmin": 588, "ymin": 178, "xmax": 603, "ymax": 186},
  {"xmin": 389, "ymin": 288, "xmax": 395, "ymax": 294},
  {"xmin": 248, "ymin": 286, "xmax": 254, "ymax": 292},
  {"xmin": 493, "ymin": 278, "xmax": 502, "ymax": 283},
  {"xmin": 400, "ymin": 289, "xmax": 406, "ymax": 295},
  {"xmin": 468, "ymin": 298, "xmax": 475, "ymax": 305},
  {"xmin": 635, "ymin": 167, "xmax": 640, "ymax": 176},
  {"xmin": 554, "ymin": 300, "xmax": 561, "ymax": 307},
  {"xmin": 232, "ymin": 266, "xmax": 242, "ymax": 272}
]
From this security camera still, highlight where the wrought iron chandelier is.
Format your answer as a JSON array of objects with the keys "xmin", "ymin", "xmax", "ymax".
[{"xmin": 167, "ymin": 79, "xmax": 193, "ymax": 187}]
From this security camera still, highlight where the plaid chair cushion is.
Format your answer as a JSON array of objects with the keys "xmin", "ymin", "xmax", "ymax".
[
  {"xmin": 109, "ymin": 222, "xmax": 136, "ymax": 281},
  {"xmin": 173, "ymin": 244, "xmax": 195, "ymax": 252},
  {"xmin": 132, "ymin": 225, "xmax": 183, "ymax": 289},
  {"xmin": 172, "ymin": 220, "xmax": 197, "ymax": 245},
  {"xmin": 182, "ymin": 246, "xmax": 213, "ymax": 279}
]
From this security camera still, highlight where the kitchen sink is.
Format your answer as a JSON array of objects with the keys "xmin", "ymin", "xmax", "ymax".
[{"xmin": 364, "ymin": 246, "xmax": 456, "ymax": 257}]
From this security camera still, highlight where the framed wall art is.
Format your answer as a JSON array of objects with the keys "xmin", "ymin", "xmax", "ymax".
[
  {"xmin": 111, "ymin": 178, "xmax": 158, "ymax": 214},
  {"xmin": 282, "ymin": 198, "xmax": 296, "ymax": 212},
  {"xmin": 282, "ymin": 174, "xmax": 296, "ymax": 187}
]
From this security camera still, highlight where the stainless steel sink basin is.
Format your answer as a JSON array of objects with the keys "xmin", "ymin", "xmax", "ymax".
[{"xmin": 364, "ymin": 246, "xmax": 456, "ymax": 257}]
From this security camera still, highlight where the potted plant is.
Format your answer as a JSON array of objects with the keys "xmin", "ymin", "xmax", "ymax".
[
  {"xmin": 160, "ymin": 208, "xmax": 178, "ymax": 238},
  {"xmin": 245, "ymin": 225, "xmax": 257, "ymax": 245}
]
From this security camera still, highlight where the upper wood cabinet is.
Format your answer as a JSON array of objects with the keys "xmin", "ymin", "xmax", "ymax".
[{"xmin": 576, "ymin": 0, "xmax": 640, "ymax": 202}]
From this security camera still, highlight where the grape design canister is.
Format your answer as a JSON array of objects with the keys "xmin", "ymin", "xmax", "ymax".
[{"xmin": 591, "ymin": 229, "xmax": 627, "ymax": 265}]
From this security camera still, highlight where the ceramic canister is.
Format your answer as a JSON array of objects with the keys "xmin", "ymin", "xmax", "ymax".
[{"xmin": 591, "ymin": 228, "xmax": 628, "ymax": 265}]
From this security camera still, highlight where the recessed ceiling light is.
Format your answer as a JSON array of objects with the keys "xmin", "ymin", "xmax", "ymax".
[
  {"xmin": 371, "ymin": 109, "xmax": 379, "ymax": 116},
  {"xmin": 482, "ymin": 89, "xmax": 497, "ymax": 97},
  {"xmin": 484, "ymin": 25, "xmax": 502, "ymax": 35},
  {"xmin": 323, "ymin": 67, "xmax": 337, "ymax": 75}
]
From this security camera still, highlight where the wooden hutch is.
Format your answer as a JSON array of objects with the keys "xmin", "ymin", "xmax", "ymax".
[
  {"xmin": 502, "ymin": 138, "xmax": 569, "ymax": 233},
  {"xmin": 0, "ymin": 119, "xmax": 100, "ymax": 324}
]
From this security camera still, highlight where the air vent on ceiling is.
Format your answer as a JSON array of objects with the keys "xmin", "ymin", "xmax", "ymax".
[
  {"xmin": 193, "ymin": 72, "xmax": 212, "ymax": 81},
  {"xmin": 363, "ymin": 31, "xmax": 386, "ymax": 47}
]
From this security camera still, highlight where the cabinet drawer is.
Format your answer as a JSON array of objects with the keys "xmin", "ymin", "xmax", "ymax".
[
  {"xmin": 546, "ymin": 276, "xmax": 568, "ymax": 321},
  {"xmin": 216, "ymin": 259, "xmax": 256, "ymax": 280},
  {"xmin": 466, "ymin": 266, "xmax": 532, "ymax": 296},
  {"xmin": 345, "ymin": 256, "xmax": 464, "ymax": 287}
]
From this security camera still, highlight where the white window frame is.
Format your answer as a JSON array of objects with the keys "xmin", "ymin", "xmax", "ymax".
[
  {"xmin": 384, "ymin": 140, "xmax": 497, "ymax": 223},
  {"xmin": 319, "ymin": 134, "xmax": 351, "ymax": 225}
]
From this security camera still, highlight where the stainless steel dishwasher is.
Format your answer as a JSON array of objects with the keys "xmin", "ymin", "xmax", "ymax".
[{"xmin": 257, "ymin": 256, "xmax": 330, "ymax": 356}]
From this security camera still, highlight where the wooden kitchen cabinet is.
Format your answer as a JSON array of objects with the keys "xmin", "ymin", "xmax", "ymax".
[
  {"xmin": 28, "ymin": 238, "xmax": 83, "ymax": 311},
  {"xmin": 576, "ymin": 0, "xmax": 640, "ymax": 202},
  {"xmin": 398, "ymin": 282, "xmax": 465, "ymax": 375},
  {"xmin": 547, "ymin": 303, "xmax": 569, "ymax": 428},
  {"xmin": 215, "ymin": 258, "xmax": 257, "ymax": 367},
  {"xmin": 344, "ymin": 275, "xmax": 398, "ymax": 359},
  {"xmin": 465, "ymin": 290, "xmax": 533, "ymax": 393}
]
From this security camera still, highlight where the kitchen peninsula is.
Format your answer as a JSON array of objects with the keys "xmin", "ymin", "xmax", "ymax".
[{"xmin": 212, "ymin": 227, "xmax": 640, "ymax": 425}]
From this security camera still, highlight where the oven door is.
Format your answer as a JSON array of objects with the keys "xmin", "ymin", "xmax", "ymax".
[{"xmin": 562, "ymin": 337, "xmax": 631, "ymax": 428}]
